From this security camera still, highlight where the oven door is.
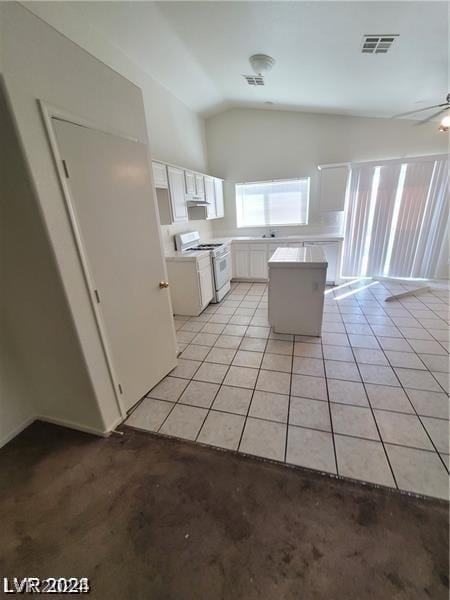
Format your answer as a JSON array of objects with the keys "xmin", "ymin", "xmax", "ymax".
[{"xmin": 213, "ymin": 251, "xmax": 231, "ymax": 291}]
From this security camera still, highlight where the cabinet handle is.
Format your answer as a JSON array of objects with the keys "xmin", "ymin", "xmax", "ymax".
[{"xmin": 159, "ymin": 281, "xmax": 169, "ymax": 289}]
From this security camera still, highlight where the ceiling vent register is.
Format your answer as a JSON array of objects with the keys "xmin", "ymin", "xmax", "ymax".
[
  {"xmin": 243, "ymin": 74, "xmax": 265, "ymax": 86},
  {"xmin": 361, "ymin": 34, "xmax": 399, "ymax": 54}
]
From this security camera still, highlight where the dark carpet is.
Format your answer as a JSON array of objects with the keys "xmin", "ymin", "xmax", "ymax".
[{"xmin": 0, "ymin": 421, "xmax": 448, "ymax": 599}]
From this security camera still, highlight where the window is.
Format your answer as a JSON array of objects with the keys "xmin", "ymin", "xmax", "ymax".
[
  {"xmin": 341, "ymin": 155, "xmax": 448, "ymax": 279},
  {"xmin": 235, "ymin": 178, "xmax": 310, "ymax": 228}
]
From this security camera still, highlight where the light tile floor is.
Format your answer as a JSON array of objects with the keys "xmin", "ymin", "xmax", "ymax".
[{"xmin": 126, "ymin": 279, "xmax": 450, "ymax": 500}]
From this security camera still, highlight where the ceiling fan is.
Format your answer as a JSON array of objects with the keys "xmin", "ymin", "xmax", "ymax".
[{"xmin": 393, "ymin": 93, "xmax": 450, "ymax": 131}]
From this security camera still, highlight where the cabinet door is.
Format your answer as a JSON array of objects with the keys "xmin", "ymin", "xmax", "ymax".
[
  {"xmin": 152, "ymin": 161, "xmax": 168, "ymax": 188},
  {"xmin": 249, "ymin": 247, "xmax": 268, "ymax": 279},
  {"xmin": 214, "ymin": 178, "xmax": 224, "ymax": 218},
  {"xmin": 233, "ymin": 244, "xmax": 250, "ymax": 278},
  {"xmin": 167, "ymin": 166, "xmax": 188, "ymax": 222},
  {"xmin": 184, "ymin": 170, "xmax": 196, "ymax": 195},
  {"xmin": 195, "ymin": 173, "xmax": 205, "ymax": 198},
  {"xmin": 204, "ymin": 176, "xmax": 217, "ymax": 219},
  {"xmin": 198, "ymin": 263, "xmax": 213, "ymax": 307},
  {"xmin": 287, "ymin": 242, "xmax": 304, "ymax": 248}
]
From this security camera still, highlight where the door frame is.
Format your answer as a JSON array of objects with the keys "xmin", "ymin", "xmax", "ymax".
[{"xmin": 39, "ymin": 100, "xmax": 145, "ymax": 419}]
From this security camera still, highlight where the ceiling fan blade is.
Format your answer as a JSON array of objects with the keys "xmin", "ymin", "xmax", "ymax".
[
  {"xmin": 415, "ymin": 107, "xmax": 449, "ymax": 125},
  {"xmin": 392, "ymin": 103, "xmax": 448, "ymax": 119}
]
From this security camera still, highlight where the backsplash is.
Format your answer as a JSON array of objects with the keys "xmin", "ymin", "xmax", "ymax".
[{"xmin": 160, "ymin": 220, "xmax": 216, "ymax": 253}]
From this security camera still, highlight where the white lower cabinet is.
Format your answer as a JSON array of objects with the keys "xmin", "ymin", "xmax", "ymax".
[
  {"xmin": 198, "ymin": 259, "xmax": 214, "ymax": 307},
  {"xmin": 233, "ymin": 244, "xmax": 250, "ymax": 278},
  {"xmin": 166, "ymin": 254, "xmax": 213, "ymax": 316},
  {"xmin": 232, "ymin": 239, "xmax": 342, "ymax": 283},
  {"xmin": 249, "ymin": 245, "xmax": 268, "ymax": 279}
]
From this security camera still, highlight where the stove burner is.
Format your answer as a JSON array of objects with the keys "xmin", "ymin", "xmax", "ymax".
[{"xmin": 192, "ymin": 244, "xmax": 222, "ymax": 250}]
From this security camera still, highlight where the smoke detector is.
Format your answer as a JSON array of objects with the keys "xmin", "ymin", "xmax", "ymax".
[
  {"xmin": 361, "ymin": 34, "xmax": 399, "ymax": 54},
  {"xmin": 242, "ymin": 54, "xmax": 275, "ymax": 86},
  {"xmin": 249, "ymin": 54, "xmax": 276, "ymax": 75}
]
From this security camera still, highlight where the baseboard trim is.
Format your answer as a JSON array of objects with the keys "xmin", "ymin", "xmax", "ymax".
[
  {"xmin": 0, "ymin": 414, "xmax": 127, "ymax": 449},
  {"xmin": 38, "ymin": 415, "xmax": 113, "ymax": 438},
  {"xmin": 0, "ymin": 416, "xmax": 36, "ymax": 449}
]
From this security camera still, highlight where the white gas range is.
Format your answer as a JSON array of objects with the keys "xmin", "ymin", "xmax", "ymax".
[{"xmin": 175, "ymin": 231, "xmax": 231, "ymax": 303}]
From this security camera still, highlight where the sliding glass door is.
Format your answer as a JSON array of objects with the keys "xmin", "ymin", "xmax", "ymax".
[{"xmin": 341, "ymin": 155, "xmax": 448, "ymax": 279}]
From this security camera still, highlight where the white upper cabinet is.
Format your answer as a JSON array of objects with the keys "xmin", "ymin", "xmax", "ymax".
[
  {"xmin": 194, "ymin": 173, "xmax": 205, "ymax": 198},
  {"xmin": 153, "ymin": 161, "xmax": 224, "ymax": 223},
  {"xmin": 318, "ymin": 166, "xmax": 349, "ymax": 212},
  {"xmin": 214, "ymin": 178, "xmax": 224, "ymax": 218},
  {"xmin": 152, "ymin": 161, "xmax": 168, "ymax": 189},
  {"xmin": 167, "ymin": 165, "xmax": 188, "ymax": 222},
  {"xmin": 184, "ymin": 170, "xmax": 196, "ymax": 196},
  {"xmin": 204, "ymin": 176, "xmax": 217, "ymax": 219}
]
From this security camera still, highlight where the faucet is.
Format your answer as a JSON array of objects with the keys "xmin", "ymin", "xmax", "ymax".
[{"xmin": 269, "ymin": 228, "xmax": 276, "ymax": 238}]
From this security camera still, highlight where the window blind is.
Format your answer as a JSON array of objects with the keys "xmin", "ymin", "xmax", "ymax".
[
  {"xmin": 341, "ymin": 155, "xmax": 448, "ymax": 280},
  {"xmin": 236, "ymin": 179, "xmax": 309, "ymax": 228}
]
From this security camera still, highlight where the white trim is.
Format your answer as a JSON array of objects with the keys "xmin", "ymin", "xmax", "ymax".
[
  {"xmin": 235, "ymin": 178, "xmax": 310, "ymax": 228},
  {"xmin": 319, "ymin": 153, "xmax": 447, "ymax": 171},
  {"xmin": 235, "ymin": 177, "xmax": 308, "ymax": 186},
  {"xmin": 42, "ymin": 102, "xmax": 142, "ymax": 144},
  {"xmin": 0, "ymin": 417, "xmax": 36, "ymax": 449},
  {"xmin": 38, "ymin": 414, "xmax": 124, "ymax": 437},
  {"xmin": 39, "ymin": 100, "xmax": 126, "ymax": 420},
  {"xmin": 317, "ymin": 163, "xmax": 349, "ymax": 170}
]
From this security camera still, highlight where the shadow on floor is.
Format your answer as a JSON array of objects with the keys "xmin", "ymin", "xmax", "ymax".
[{"xmin": 0, "ymin": 421, "xmax": 448, "ymax": 599}]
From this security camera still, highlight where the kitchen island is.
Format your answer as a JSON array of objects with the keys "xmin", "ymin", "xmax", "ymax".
[{"xmin": 268, "ymin": 246, "xmax": 328, "ymax": 336}]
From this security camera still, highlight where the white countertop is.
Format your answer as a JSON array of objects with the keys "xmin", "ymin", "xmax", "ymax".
[
  {"xmin": 165, "ymin": 249, "xmax": 211, "ymax": 261},
  {"xmin": 205, "ymin": 233, "xmax": 343, "ymax": 244},
  {"xmin": 269, "ymin": 246, "xmax": 328, "ymax": 268},
  {"xmin": 165, "ymin": 233, "xmax": 343, "ymax": 260}
]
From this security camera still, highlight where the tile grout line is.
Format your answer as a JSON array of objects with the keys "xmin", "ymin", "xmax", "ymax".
[
  {"xmin": 338, "ymin": 287, "xmax": 400, "ymax": 489},
  {"xmin": 142, "ymin": 279, "xmax": 448, "ymax": 496},
  {"xmin": 194, "ymin": 283, "xmax": 254, "ymax": 443},
  {"xmin": 363, "ymin": 287, "xmax": 449, "ymax": 471},
  {"xmin": 236, "ymin": 288, "xmax": 271, "ymax": 454}
]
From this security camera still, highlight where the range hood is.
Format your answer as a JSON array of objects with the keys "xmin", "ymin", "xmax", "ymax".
[{"xmin": 187, "ymin": 197, "xmax": 210, "ymax": 207}]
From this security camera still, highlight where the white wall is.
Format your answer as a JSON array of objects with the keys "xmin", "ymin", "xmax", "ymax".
[
  {"xmin": 206, "ymin": 107, "xmax": 447, "ymax": 238},
  {"xmin": 1, "ymin": 2, "xmax": 166, "ymax": 444},
  {"xmin": 21, "ymin": 1, "xmax": 215, "ymax": 246}
]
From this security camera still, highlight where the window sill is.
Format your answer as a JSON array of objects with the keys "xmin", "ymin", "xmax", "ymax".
[{"xmin": 236, "ymin": 223, "xmax": 309, "ymax": 229}]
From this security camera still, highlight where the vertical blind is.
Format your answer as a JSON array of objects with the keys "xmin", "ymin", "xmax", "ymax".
[{"xmin": 341, "ymin": 155, "xmax": 449, "ymax": 279}]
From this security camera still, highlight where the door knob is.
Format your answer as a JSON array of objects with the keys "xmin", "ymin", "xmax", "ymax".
[{"xmin": 159, "ymin": 281, "xmax": 169, "ymax": 289}]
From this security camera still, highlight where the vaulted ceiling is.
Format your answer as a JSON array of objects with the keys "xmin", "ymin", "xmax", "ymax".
[{"xmin": 66, "ymin": 1, "xmax": 449, "ymax": 119}]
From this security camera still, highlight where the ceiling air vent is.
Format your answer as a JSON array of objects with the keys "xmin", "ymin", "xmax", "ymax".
[
  {"xmin": 242, "ymin": 74, "xmax": 265, "ymax": 86},
  {"xmin": 361, "ymin": 34, "xmax": 399, "ymax": 54}
]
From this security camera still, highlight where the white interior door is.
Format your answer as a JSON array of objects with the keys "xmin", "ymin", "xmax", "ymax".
[{"xmin": 52, "ymin": 118, "xmax": 177, "ymax": 412}]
